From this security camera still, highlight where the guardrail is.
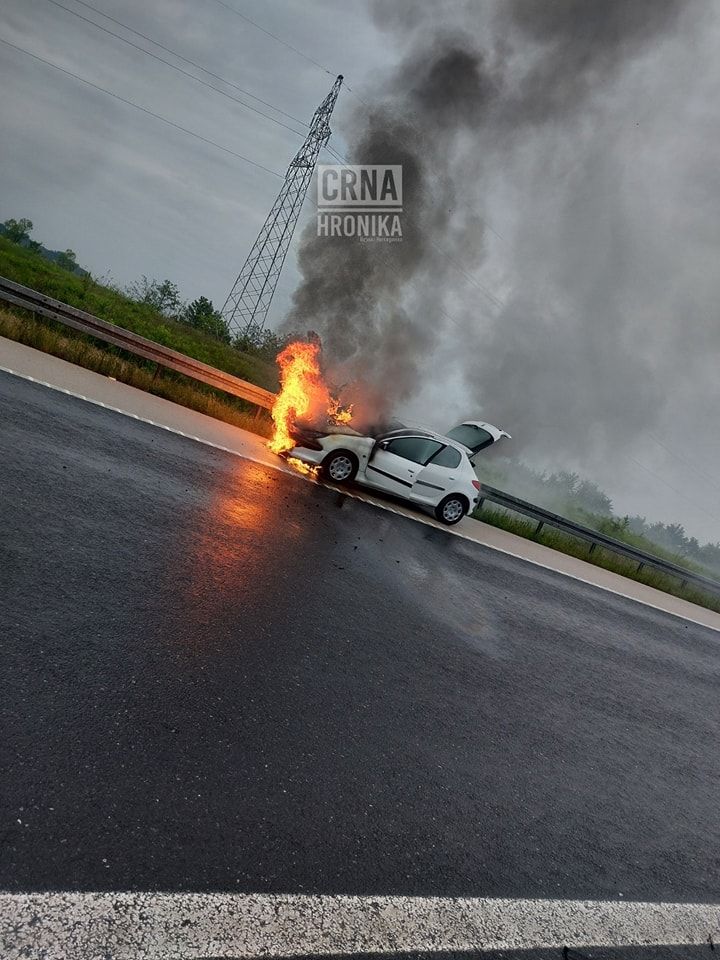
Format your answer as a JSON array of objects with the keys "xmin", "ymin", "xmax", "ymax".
[
  {"xmin": 476, "ymin": 483, "xmax": 720, "ymax": 598},
  {"xmin": 0, "ymin": 275, "xmax": 277, "ymax": 412},
  {"xmin": 3, "ymin": 274, "xmax": 719, "ymax": 599}
]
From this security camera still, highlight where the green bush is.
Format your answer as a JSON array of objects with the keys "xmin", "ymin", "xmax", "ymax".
[
  {"xmin": 0, "ymin": 306, "xmax": 272, "ymax": 439},
  {"xmin": 0, "ymin": 237, "xmax": 278, "ymax": 391}
]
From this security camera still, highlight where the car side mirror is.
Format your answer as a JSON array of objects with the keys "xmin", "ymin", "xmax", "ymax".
[{"xmin": 378, "ymin": 440, "xmax": 389, "ymax": 450}]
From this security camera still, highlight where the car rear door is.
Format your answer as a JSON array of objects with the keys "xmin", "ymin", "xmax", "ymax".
[
  {"xmin": 411, "ymin": 444, "xmax": 463, "ymax": 503},
  {"xmin": 365, "ymin": 436, "xmax": 443, "ymax": 496}
]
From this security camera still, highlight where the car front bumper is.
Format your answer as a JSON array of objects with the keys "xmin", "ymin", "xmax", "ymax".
[{"xmin": 287, "ymin": 446, "xmax": 325, "ymax": 467}]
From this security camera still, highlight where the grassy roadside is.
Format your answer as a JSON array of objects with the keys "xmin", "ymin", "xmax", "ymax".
[
  {"xmin": 0, "ymin": 307, "xmax": 273, "ymax": 439},
  {"xmin": 0, "ymin": 236, "xmax": 276, "ymax": 438},
  {"xmin": 0, "ymin": 237, "xmax": 278, "ymax": 391},
  {"xmin": 473, "ymin": 505, "xmax": 720, "ymax": 614},
  {"xmin": 2, "ymin": 298, "xmax": 717, "ymax": 615},
  {"xmin": 1, "ymin": 239, "xmax": 717, "ymax": 614}
]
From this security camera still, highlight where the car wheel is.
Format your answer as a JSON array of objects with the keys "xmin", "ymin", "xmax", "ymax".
[
  {"xmin": 321, "ymin": 450, "xmax": 358, "ymax": 484},
  {"xmin": 435, "ymin": 494, "xmax": 467, "ymax": 525}
]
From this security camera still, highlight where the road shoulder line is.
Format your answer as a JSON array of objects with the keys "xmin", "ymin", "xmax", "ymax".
[
  {"xmin": 2, "ymin": 359, "xmax": 718, "ymax": 634},
  {"xmin": 2, "ymin": 891, "xmax": 719, "ymax": 959}
]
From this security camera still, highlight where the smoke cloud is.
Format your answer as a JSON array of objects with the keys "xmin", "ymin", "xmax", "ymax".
[{"xmin": 285, "ymin": 0, "xmax": 712, "ymax": 468}]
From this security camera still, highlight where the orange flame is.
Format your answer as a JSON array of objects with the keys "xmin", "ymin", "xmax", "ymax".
[
  {"xmin": 269, "ymin": 340, "xmax": 352, "ymax": 454},
  {"xmin": 328, "ymin": 397, "xmax": 353, "ymax": 425}
]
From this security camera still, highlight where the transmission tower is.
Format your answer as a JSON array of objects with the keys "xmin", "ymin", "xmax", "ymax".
[{"xmin": 222, "ymin": 74, "xmax": 343, "ymax": 338}]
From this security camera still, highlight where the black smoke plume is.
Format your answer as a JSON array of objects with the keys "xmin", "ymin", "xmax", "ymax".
[{"xmin": 285, "ymin": 0, "xmax": 706, "ymax": 459}]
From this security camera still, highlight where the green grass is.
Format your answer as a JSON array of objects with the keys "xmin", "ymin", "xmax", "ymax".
[
  {"xmin": 473, "ymin": 505, "xmax": 720, "ymax": 614},
  {"xmin": 2, "ymin": 239, "xmax": 717, "ymax": 613},
  {"xmin": 0, "ymin": 237, "xmax": 278, "ymax": 391},
  {"xmin": 576, "ymin": 511, "xmax": 718, "ymax": 578},
  {"xmin": 0, "ymin": 306, "xmax": 273, "ymax": 439}
]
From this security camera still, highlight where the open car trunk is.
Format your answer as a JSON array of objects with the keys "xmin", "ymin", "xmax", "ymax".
[{"xmin": 445, "ymin": 421, "xmax": 509, "ymax": 457}]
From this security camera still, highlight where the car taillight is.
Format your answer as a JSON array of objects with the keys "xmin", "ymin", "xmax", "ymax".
[{"xmin": 471, "ymin": 480, "xmax": 481, "ymax": 490}]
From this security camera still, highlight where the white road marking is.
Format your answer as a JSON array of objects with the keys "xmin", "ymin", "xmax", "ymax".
[
  {"xmin": 1, "ymin": 891, "xmax": 718, "ymax": 958},
  {"xmin": 0, "ymin": 364, "xmax": 295, "ymax": 475},
  {"xmin": 1, "ymin": 363, "xmax": 718, "ymax": 633}
]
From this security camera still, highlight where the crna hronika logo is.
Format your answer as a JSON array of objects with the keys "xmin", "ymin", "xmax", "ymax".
[{"xmin": 316, "ymin": 165, "xmax": 403, "ymax": 242}]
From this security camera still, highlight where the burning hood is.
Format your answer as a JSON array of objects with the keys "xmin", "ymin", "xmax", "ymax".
[{"xmin": 269, "ymin": 339, "xmax": 355, "ymax": 454}]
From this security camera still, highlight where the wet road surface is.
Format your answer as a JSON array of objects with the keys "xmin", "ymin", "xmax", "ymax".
[
  {"xmin": 4, "ymin": 333, "xmax": 718, "ymax": 631},
  {"xmin": 1, "ymin": 370, "xmax": 719, "ymax": 906}
]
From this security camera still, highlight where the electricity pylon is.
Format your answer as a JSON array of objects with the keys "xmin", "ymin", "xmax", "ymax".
[{"xmin": 222, "ymin": 75, "xmax": 343, "ymax": 338}]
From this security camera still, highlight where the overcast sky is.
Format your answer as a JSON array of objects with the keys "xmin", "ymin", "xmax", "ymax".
[{"xmin": 1, "ymin": 0, "xmax": 719, "ymax": 543}]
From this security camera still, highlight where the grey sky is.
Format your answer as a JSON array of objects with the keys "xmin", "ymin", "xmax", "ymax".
[{"xmin": 1, "ymin": 0, "xmax": 719, "ymax": 542}]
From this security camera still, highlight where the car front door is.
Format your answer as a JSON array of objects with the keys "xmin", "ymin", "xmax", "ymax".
[{"xmin": 365, "ymin": 436, "xmax": 443, "ymax": 497}]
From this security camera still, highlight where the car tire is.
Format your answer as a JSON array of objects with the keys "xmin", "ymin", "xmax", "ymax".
[
  {"xmin": 321, "ymin": 450, "xmax": 358, "ymax": 484},
  {"xmin": 435, "ymin": 494, "xmax": 468, "ymax": 525}
]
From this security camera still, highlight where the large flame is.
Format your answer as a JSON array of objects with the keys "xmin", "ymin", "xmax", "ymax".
[{"xmin": 269, "ymin": 340, "xmax": 352, "ymax": 454}]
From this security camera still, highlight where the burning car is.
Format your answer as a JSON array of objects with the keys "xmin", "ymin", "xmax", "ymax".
[
  {"xmin": 285, "ymin": 420, "xmax": 510, "ymax": 525},
  {"xmin": 267, "ymin": 338, "xmax": 510, "ymax": 524}
]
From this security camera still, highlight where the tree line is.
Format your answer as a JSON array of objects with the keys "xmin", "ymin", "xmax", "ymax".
[
  {"xmin": 124, "ymin": 275, "xmax": 286, "ymax": 360},
  {"xmin": 478, "ymin": 456, "xmax": 720, "ymax": 574},
  {"xmin": 1, "ymin": 217, "xmax": 82, "ymax": 274},
  {"xmin": 1, "ymin": 216, "xmax": 287, "ymax": 360},
  {"xmin": 6, "ymin": 215, "xmax": 717, "ymax": 569}
]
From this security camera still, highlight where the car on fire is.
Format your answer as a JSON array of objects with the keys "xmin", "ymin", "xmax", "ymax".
[{"xmin": 285, "ymin": 420, "xmax": 510, "ymax": 525}]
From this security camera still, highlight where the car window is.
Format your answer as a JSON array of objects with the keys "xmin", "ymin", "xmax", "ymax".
[
  {"xmin": 446, "ymin": 424, "xmax": 493, "ymax": 452},
  {"xmin": 431, "ymin": 445, "xmax": 462, "ymax": 469},
  {"xmin": 386, "ymin": 437, "xmax": 443, "ymax": 465}
]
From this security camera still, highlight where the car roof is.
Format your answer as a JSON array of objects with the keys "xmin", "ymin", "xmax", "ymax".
[{"xmin": 376, "ymin": 428, "xmax": 471, "ymax": 455}]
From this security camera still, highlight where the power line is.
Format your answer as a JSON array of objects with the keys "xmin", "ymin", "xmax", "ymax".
[
  {"xmin": 206, "ymin": 0, "xmax": 372, "ymax": 113},
  {"xmin": 204, "ymin": 7, "xmax": 509, "ymax": 247},
  {"xmin": 322, "ymin": 143, "xmax": 346, "ymax": 165},
  {"xmin": 303, "ymin": 178, "xmax": 464, "ymax": 332},
  {"xmin": 478, "ymin": 418, "xmax": 720, "ymax": 524},
  {"xmin": 319, "ymin": 144, "xmax": 506, "ymax": 312},
  {"xmin": 0, "ymin": 36, "xmax": 284, "ymax": 179},
  {"xmin": 49, "ymin": 0, "xmax": 504, "ymax": 326},
  {"xmin": 426, "ymin": 233, "xmax": 506, "ymax": 309},
  {"xmin": 342, "ymin": 83, "xmax": 371, "ymax": 109},
  {"xmin": 195, "ymin": 1, "xmax": 513, "ymax": 305},
  {"xmin": 43, "ymin": 0, "xmax": 308, "ymax": 139},
  {"xmin": 647, "ymin": 432, "xmax": 720, "ymax": 498},
  {"xmin": 222, "ymin": 75, "xmax": 343, "ymax": 336},
  {"xmin": 54, "ymin": 0, "xmax": 310, "ymax": 129},
  {"xmin": 84, "ymin": 2, "xmax": 707, "ymax": 516},
  {"xmin": 207, "ymin": 0, "xmax": 335, "ymax": 76},
  {"xmin": 626, "ymin": 454, "xmax": 720, "ymax": 524}
]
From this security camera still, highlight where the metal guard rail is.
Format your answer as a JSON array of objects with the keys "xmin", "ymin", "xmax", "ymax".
[
  {"xmin": 2, "ymin": 275, "xmax": 718, "ymax": 598},
  {"xmin": 477, "ymin": 484, "xmax": 720, "ymax": 598},
  {"xmin": 0, "ymin": 275, "xmax": 276, "ymax": 411}
]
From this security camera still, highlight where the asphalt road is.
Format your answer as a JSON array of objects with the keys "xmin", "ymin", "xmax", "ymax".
[
  {"xmin": 4, "ymin": 333, "xmax": 718, "ymax": 631},
  {"xmin": 1, "ymin": 369, "xmax": 719, "ymax": 908}
]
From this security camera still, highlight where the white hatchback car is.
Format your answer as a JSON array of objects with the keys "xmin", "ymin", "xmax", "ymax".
[{"xmin": 285, "ymin": 420, "xmax": 510, "ymax": 525}]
